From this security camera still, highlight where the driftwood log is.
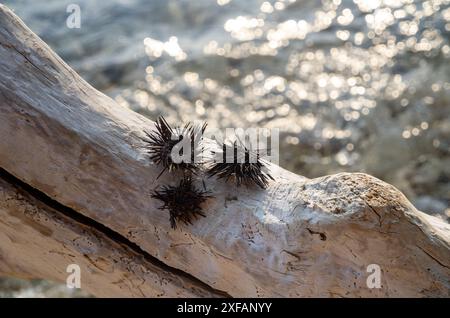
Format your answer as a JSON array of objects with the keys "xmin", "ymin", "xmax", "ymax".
[{"xmin": 0, "ymin": 4, "xmax": 449, "ymax": 297}]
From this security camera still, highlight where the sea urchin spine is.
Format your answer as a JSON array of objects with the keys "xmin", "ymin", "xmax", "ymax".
[
  {"xmin": 142, "ymin": 116, "xmax": 207, "ymax": 178},
  {"xmin": 151, "ymin": 176, "xmax": 211, "ymax": 229},
  {"xmin": 207, "ymin": 140, "xmax": 274, "ymax": 189}
]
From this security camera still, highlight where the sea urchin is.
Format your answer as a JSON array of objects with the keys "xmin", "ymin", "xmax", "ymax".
[
  {"xmin": 151, "ymin": 177, "xmax": 211, "ymax": 229},
  {"xmin": 142, "ymin": 116, "xmax": 207, "ymax": 178},
  {"xmin": 207, "ymin": 140, "xmax": 274, "ymax": 189}
]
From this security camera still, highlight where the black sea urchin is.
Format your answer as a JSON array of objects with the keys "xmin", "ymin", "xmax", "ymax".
[
  {"xmin": 207, "ymin": 140, "xmax": 274, "ymax": 189},
  {"xmin": 151, "ymin": 177, "xmax": 211, "ymax": 229},
  {"xmin": 142, "ymin": 116, "xmax": 207, "ymax": 178}
]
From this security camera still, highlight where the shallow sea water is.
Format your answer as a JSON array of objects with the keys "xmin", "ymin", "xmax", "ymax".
[{"xmin": 1, "ymin": 0, "xmax": 449, "ymax": 296}]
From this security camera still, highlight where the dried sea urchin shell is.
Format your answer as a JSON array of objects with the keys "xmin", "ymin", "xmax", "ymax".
[
  {"xmin": 151, "ymin": 177, "xmax": 211, "ymax": 229},
  {"xmin": 142, "ymin": 116, "xmax": 207, "ymax": 178},
  {"xmin": 207, "ymin": 140, "xmax": 274, "ymax": 189}
]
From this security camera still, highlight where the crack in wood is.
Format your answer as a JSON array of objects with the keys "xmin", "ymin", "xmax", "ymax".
[
  {"xmin": 0, "ymin": 167, "xmax": 231, "ymax": 297},
  {"xmin": 418, "ymin": 246, "xmax": 450, "ymax": 270},
  {"xmin": 306, "ymin": 228, "xmax": 327, "ymax": 241}
]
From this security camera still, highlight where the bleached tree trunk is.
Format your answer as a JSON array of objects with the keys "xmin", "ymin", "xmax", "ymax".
[{"xmin": 0, "ymin": 4, "xmax": 448, "ymax": 297}]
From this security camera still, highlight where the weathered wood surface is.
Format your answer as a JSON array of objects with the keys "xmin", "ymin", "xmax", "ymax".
[
  {"xmin": 0, "ymin": 172, "xmax": 221, "ymax": 297},
  {"xmin": 0, "ymin": 5, "xmax": 449, "ymax": 297}
]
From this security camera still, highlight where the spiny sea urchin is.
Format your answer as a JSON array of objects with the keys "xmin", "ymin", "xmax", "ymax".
[
  {"xmin": 142, "ymin": 116, "xmax": 207, "ymax": 178},
  {"xmin": 151, "ymin": 176, "xmax": 211, "ymax": 229},
  {"xmin": 207, "ymin": 140, "xmax": 274, "ymax": 189}
]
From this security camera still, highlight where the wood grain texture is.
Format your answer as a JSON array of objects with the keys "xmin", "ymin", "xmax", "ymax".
[
  {"xmin": 0, "ymin": 4, "xmax": 448, "ymax": 297},
  {"xmin": 0, "ymin": 171, "xmax": 223, "ymax": 297}
]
